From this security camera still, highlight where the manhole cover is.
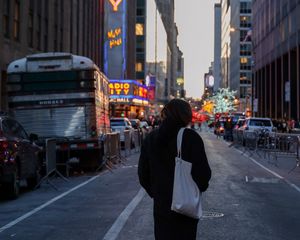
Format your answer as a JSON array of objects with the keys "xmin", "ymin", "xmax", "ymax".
[{"xmin": 202, "ymin": 211, "xmax": 224, "ymax": 219}]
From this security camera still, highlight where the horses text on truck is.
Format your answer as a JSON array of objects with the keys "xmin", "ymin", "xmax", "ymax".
[{"xmin": 7, "ymin": 52, "xmax": 110, "ymax": 172}]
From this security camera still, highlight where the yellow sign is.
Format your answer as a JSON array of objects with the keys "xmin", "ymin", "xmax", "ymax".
[
  {"xmin": 107, "ymin": 28, "xmax": 122, "ymax": 48},
  {"xmin": 108, "ymin": 0, "xmax": 123, "ymax": 12},
  {"xmin": 109, "ymin": 83, "xmax": 130, "ymax": 95}
]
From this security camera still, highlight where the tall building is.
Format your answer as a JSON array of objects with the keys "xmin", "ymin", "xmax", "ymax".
[
  {"xmin": 155, "ymin": 0, "xmax": 179, "ymax": 99},
  {"xmin": 104, "ymin": 0, "xmax": 149, "ymax": 118},
  {"xmin": 214, "ymin": 3, "xmax": 222, "ymax": 92},
  {"xmin": 146, "ymin": 61, "xmax": 167, "ymax": 102},
  {"xmin": 252, "ymin": 0, "xmax": 300, "ymax": 120},
  {"xmin": 175, "ymin": 47, "xmax": 185, "ymax": 98},
  {"xmin": 135, "ymin": 0, "xmax": 146, "ymax": 83},
  {"xmin": 0, "ymin": 0, "xmax": 104, "ymax": 109},
  {"xmin": 220, "ymin": 0, "xmax": 252, "ymax": 113}
]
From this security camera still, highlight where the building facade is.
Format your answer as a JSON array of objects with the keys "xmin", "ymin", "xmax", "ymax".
[
  {"xmin": 220, "ymin": 0, "xmax": 252, "ymax": 113},
  {"xmin": 252, "ymin": 0, "xmax": 300, "ymax": 120},
  {"xmin": 155, "ymin": 0, "xmax": 179, "ymax": 99},
  {"xmin": 214, "ymin": 3, "xmax": 222, "ymax": 92},
  {"xmin": 104, "ymin": 0, "xmax": 149, "ymax": 118},
  {"xmin": 0, "ymin": 0, "xmax": 104, "ymax": 109}
]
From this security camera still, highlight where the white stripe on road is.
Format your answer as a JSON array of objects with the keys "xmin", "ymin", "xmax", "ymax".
[
  {"xmin": 235, "ymin": 148, "xmax": 300, "ymax": 194},
  {"xmin": 102, "ymin": 188, "xmax": 146, "ymax": 240},
  {"xmin": 0, "ymin": 175, "xmax": 100, "ymax": 233}
]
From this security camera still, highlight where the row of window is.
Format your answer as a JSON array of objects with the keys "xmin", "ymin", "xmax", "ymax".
[{"xmin": 3, "ymin": 0, "xmax": 20, "ymax": 40}]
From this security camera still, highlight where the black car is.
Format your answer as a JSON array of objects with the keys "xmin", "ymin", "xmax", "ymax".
[{"xmin": 0, "ymin": 114, "xmax": 42, "ymax": 199}]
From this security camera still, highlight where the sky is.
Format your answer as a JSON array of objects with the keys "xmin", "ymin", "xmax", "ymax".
[{"xmin": 146, "ymin": 0, "xmax": 219, "ymax": 98}]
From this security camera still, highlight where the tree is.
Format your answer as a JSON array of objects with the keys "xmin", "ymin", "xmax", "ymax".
[{"xmin": 210, "ymin": 88, "xmax": 237, "ymax": 114}]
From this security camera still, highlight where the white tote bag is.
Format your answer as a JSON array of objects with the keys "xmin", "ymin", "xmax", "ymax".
[{"xmin": 171, "ymin": 128, "xmax": 202, "ymax": 219}]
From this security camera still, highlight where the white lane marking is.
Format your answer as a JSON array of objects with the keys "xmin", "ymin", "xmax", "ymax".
[
  {"xmin": 245, "ymin": 176, "xmax": 249, "ymax": 182},
  {"xmin": 102, "ymin": 188, "xmax": 146, "ymax": 240},
  {"xmin": 235, "ymin": 148, "xmax": 284, "ymax": 179},
  {"xmin": 0, "ymin": 175, "xmax": 100, "ymax": 233},
  {"xmin": 284, "ymin": 179, "xmax": 300, "ymax": 193},
  {"xmin": 234, "ymin": 148, "xmax": 300, "ymax": 194}
]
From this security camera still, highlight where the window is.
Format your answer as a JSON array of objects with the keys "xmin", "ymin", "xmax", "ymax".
[
  {"xmin": 240, "ymin": 16, "xmax": 251, "ymax": 28},
  {"xmin": 240, "ymin": 2, "xmax": 251, "ymax": 14},
  {"xmin": 240, "ymin": 72, "xmax": 252, "ymax": 85},
  {"xmin": 135, "ymin": 23, "xmax": 144, "ymax": 36},
  {"xmin": 13, "ymin": 0, "xmax": 20, "ymax": 40},
  {"xmin": 2, "ymin": 119, "xmax": 28, "ymax": 139},
  {"xmin": 3, "ymin": 0, "xmax": 10, "ymax": 38},
  {"xmin": 28, "ymin": 2, "xmax": 34, "ymax": 47},
  {"xmin": 240, "ymin": 57, "xmax": 248, "ymax": 64},
  {"xmin": 135, "ymin": 62, "xmax": 143, "ymax": 72},
  {"xmin": 44, "ymin": 19, "xmax": 48, "ymax": 51},
  {"xmin": 136, "ymin": 8, "xmax": 144, "ymax": 16},
  {"xmin": 37, "ymin": 16, "xmax": 41, "ymax": 50},
  {"xmin": 240, "ymin": 44, "xmax": 252, "ymax": 56}
]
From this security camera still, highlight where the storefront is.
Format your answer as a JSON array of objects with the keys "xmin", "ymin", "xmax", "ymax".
[{"xmin": 109, "ymin": 80, "xmax": 149, "ymax": 119}]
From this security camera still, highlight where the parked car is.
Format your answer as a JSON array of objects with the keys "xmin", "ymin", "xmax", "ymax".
[
  {"xmin": 234, "ymin": 118, "xmax": 246, "ymax": 130},
  {"xmin": 214, "ymin": 120, "xmax": 225, "ymax": 136},
  {"xmin": 238, "ymin": 117, "xmax": 275, "ymax": 145},
  {"xmin": 0, "ymin": 114, "xmax": 42, "ymax": 199},
  {"xmin": 139, "ymin": 121, "xmax": 149, "ymax": 129},
  {"xmin": 240, "ymin": 117, "xmax": 275, "ymax": 132},
  {"xmin": 110, "ymin": 117, "xmax": 134, "ymax": 144}
]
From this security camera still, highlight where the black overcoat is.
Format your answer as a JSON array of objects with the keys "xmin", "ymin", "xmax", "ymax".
[{"xmin": 138, "ymin": 127, "xmax": 211, "ymax": 240}]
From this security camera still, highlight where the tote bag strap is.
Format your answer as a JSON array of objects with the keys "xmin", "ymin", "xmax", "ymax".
[{"xmin": 177, "ymin": 128, "xmax": 186, "ymax": 157}]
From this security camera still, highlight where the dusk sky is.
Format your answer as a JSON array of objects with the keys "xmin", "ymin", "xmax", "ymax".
[{"xmin": 147, "ymin": 0, "xmax": 219, "ymax": 98}]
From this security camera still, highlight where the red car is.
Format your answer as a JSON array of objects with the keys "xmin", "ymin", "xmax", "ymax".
[{"xmin": 0, "ymin": 115, "xmax": 42, "ymax": 199}]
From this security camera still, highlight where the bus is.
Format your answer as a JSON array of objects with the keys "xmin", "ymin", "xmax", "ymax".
[{"xmin": 7, "ymin": 52, "xmax": 110, "ymax": 171}]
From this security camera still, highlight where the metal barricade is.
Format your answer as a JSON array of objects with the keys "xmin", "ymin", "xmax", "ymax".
[
  {"xmin": 229, "ymin": 129, "xmax": 240, "ymax": 148},
  {"xmin": 242, "ymin": 130, "xmax": 259, "ymax": 156},
  {"xmin": 104, "ymin": 132, "xmax": 120, "ymax": 164},
  {"xmin": 263, "ymin": 133, "xmax": 300, "ymax": 170},
  {"xmin": 124, "ymin": 130, "xmax": 131, "ymax": 156},
  {"xmin": 237, "ymin": 129, "xmax": 244, "ymax": 145},
  {"xmin": 36, "ymin": 139, "xmax": 68, "ymax": 189},
  {"xmin": 133, "ymin": 129, "xmax": 141, "ymax": 152}
]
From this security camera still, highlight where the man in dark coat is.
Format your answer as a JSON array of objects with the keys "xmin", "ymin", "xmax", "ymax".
[{"xmin": 138, "ymin": 99, "xmax": 211, "ymax": 240}]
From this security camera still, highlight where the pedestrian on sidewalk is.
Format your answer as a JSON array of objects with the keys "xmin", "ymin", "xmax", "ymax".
[{"xmin": 138, "ymin": 98, "xmax": 211, "ymax": 240}]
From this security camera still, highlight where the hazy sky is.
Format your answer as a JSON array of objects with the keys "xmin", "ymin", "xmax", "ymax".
[{"xmin": 147, "ymin": 0, "xmax": 219, "ymax": 98}]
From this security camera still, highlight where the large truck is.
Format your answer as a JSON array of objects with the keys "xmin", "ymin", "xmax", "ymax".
[{"xmin": 6, "ymin": 52, "xmax": 110, "ymax": 172}]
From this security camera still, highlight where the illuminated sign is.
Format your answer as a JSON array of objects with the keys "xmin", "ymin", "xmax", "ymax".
[
  {"xmin": 107, "ymin": 28, "xmax": 122, "ymax": 48},
  {"xmin": 104, "ymin": 0, "xmax": 127, "ymax": 79},
  {"xmin": 109, "ymin": 80, "xmax": 149, "ymax": 105},
  {"xmin": 109, "ymin": 82, "xmax": 131, "ymax": 95},
  {"xmin": 108, "ymin": 0, "xmax": 123, "ymax": 11}
]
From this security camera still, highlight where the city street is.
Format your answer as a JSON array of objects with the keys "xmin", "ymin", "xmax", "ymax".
[{"xmin": 1, "ymin": 131, "xmax": 300, "ymax": 240}]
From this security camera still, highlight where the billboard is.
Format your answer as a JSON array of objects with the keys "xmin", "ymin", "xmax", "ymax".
[
  {"xmin": 109, "ymin": 80, "xmax": 149, "ymax": 105},
  {"xmin": 104, "ymin": 0, "xmax": 127, "ymax": 79},
  {"xmin": 145, "ymin": 74, "xmax": 156, "ymax": 101}
]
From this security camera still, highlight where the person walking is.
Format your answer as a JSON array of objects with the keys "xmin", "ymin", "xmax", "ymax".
[{"xmin": 138, "ymin": 99, "xmax": 211, "ymax": 240}]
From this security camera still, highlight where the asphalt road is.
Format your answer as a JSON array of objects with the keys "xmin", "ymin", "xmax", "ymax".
[{"xmin": 0, "ymin": 131, "xmax": 300, "ymax": 240}]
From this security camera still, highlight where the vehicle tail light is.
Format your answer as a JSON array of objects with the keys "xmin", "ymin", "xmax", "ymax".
[
  {"xmin": 0, "ymin": 140, "xmax": 9, "ymax": 150},
  {"xmin": 0, "ymin": 140, "xmax": 10, "ymax": 163}
]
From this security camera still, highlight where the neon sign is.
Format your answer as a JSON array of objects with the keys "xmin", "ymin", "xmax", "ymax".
[
  {"xmin": 109, "ymin": 80, "xmax": 149, "ymax": 105},
  {"xmin": 107, "ymin": 28, "xmax": 122, "ymax": 48},
  {"xmin": 109, "ymin": 83, "xmax": 131, "ymax": 95},
  {"xmin": 108, "ymin": 0, "xmax": 123, "ymax": 11}
]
